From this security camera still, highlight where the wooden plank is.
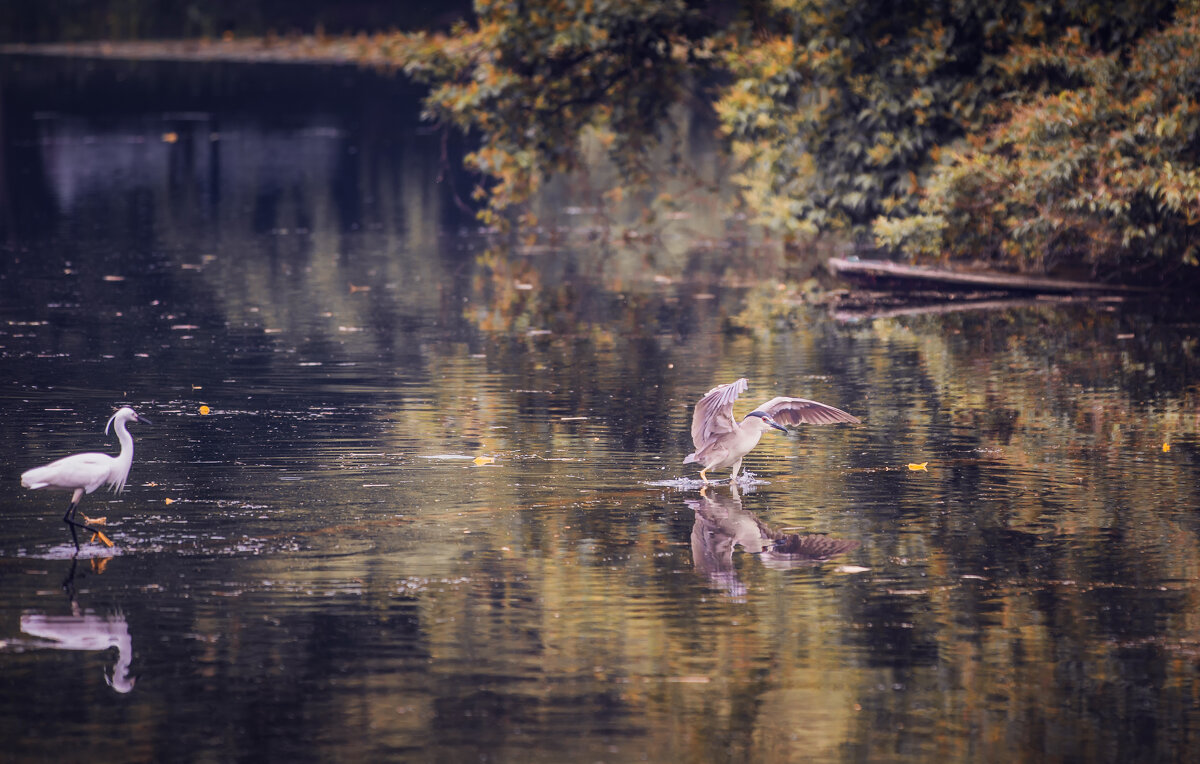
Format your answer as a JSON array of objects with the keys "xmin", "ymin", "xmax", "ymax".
[{"xmin": 828, "ymin": 257, "xmax": 1153, "ymax": 294}]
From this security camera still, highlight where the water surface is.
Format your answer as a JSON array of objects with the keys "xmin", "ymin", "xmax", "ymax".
[{"xmin": 2, "ymin": 57, "xmax": 1199, "ymax": 763}]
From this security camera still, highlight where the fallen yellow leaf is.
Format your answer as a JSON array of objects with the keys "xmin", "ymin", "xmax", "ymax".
[
  {"xmin": 1163, "ymin": 443, "xmax": 1171, "ymax": 452},
  {"xmin": 199, "ymin": 405, "xmax": 210, "ymax": 415},
  {"xmin": 165, "ymin": 498, "xmax": 175, "ymax": 505},
  {"xmin": 473, "ymin": 456, "xmax": 495, "ymax": 466},
  {"xmin": 907, "ymin": 462, "xmax": 928, "ymax": 471}
]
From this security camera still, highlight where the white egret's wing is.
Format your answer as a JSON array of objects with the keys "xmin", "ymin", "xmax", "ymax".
[
  {"xmin": 20, "ymin": 453, "xmax": 114, "ymax": 493},
  {"xmin": 691, "ymin": 378, "xmax": 749, "ymax": 452},
  {"xmin": 755, "ymin": 396, "xmax": 860, "ymax": 426}
]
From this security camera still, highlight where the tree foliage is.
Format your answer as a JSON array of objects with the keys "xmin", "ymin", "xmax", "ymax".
[
  {"xmin": 877, "ymin": 3, "xmax": 1200, "ymax": 276},
  {"xmin": 398, "ymin": 0, "xmax": 714, "ymax": 231},
  {"xmin": 396, "ymin": 0, "xmax": 1200, "ymax": 280}
]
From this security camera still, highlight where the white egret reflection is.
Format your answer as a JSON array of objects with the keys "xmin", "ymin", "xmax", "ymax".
[{"xmin": 19, "ymin": 610, "xmax": 136, "ymax": 694}]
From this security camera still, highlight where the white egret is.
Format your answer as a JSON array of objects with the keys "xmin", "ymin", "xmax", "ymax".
[
  {"xmin": 20, "ymin": 407, "xmax": 150, "ymax": 550},
  {"xmin": 684, "ymin": 378, "xmax": 859, "ymax": 483}
]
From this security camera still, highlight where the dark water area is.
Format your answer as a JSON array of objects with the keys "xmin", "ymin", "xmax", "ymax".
[{"xmin": 2, "ymin": 56, "xmax": 1200, "ymax": 763}]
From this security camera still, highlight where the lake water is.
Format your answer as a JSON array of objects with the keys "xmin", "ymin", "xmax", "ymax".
[{"xmin": 2, "ymin": 56, "xmax": 1199, "ymax": 763}]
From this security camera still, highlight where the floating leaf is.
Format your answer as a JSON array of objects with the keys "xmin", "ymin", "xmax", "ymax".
[
  {"xmin": 199, "ymin": 405, "xmax": 211, "ymax": 415},
  {"xmin": 907, "ymin": 462, "xmax": 928, "ymax": 471},
  {"xmin": 473, "ymin": 456, "xmax": 496, "ymax": 466}
]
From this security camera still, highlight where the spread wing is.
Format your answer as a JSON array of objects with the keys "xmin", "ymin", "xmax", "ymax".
[
  {"xmin": 769, "ymin": 534, "xmax": 862, "ymax": 559},
  {"xmin": 690, "ymin": 378, "xmax": 748, "ymax": 452},
  {"xmin": 754, "ymin": 396, "xmax": 860, "ymax": 425}
]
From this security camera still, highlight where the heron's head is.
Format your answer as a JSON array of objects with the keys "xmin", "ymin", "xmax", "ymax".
[
  {"xmin": 745, "ymin": 411, "xmax": 788, "ymax": 434},
  {"xmin": 106, "ymin": 407, "xmax": 151, "ymax": 434}
]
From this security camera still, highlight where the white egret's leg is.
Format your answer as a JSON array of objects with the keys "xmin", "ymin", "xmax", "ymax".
[
  {"xmin": 62, "ymin": 489, "xmax": 85, "ymax": 550},
  {"xmin": 62, "ymin": 489, "xmax": 113, "ymax": 548}
]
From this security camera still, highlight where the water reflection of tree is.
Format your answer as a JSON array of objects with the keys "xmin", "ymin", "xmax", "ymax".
[{"xmin": 833, "ymin": 303, "xmax": 1200, "ymax": 761}]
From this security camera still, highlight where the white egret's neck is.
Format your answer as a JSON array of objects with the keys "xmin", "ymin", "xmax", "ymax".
[{"xmin": 109, "ymin": 416, "xmax": 135, "ymax": 492}]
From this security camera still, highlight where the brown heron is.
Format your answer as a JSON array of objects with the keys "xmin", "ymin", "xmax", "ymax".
[{"xmin": 684, "ymin": 378, "xmax": 859, "ymax": 483}]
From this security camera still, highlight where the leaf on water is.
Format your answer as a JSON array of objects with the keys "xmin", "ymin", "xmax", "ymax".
[
  {"xmin": 199, "ymin": 405, "xmax": 210, "ymax": 415},
  {"xmin": 103, "ymin": 275, "xmax": 125, "ymax": 282},
  {"xmin": 1163, "ymin": 442, "xmax": 1171, "ymax": 452},
  {"xmin": 907, "ymin": 462, "xmax": 928, "ymax": 471},
  {"xmin": 473, "ymin": 456, "xmax": 495, "ymax": 466},
  {"xmin": 164, "ymin": 498, "xmax": 175, "ymax": 505},
  {"xmin": 835, "ymin": 565, "xmax": 871, "ymax": 574}
]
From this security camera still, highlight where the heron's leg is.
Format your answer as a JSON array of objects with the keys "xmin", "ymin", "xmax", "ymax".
[
  {"xmin": 61, "ymin": 491, "xmax": 114, "ymax": 548},
  {"xmin": 62, "ymin": 499, "xmax": 82, "ymax": 551},
  {"xmin": 729, "ymin": 460, "xmax": 743, "ymax": 483},
  {"xmin": 699, "ymin": 467, "xmax": 711, "ymax": 484}
]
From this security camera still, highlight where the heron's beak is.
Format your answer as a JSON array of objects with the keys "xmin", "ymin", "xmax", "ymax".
[
  {"xmin": 767, "ymin": 419, "xmax": 788, "ymax": 433},
  {"xmin": 136, "ymin": 414, "xmax": 152, "ymax": 425}
]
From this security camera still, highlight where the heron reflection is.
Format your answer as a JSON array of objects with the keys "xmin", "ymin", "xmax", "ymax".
[
  {"xmin": 20, "ymin": 609, "xmax": 136, "ymax": 693},
  {"xmin": 13, "ymin": 556, "xmax": 135, "ymax": 694},
  {"xmin": 687, "ymin": 485, "xmax": 860, "ymax": 598}
]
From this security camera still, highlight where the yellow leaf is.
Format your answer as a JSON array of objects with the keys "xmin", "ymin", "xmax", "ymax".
[
  {"xmin": 165, "ymin": 498, "xmax": 175, "ymax": 505},
  {"xmin": 473, "ymin": 456, "xmax": 495, "ymax": 466},
  {"xmin": 1163, "ymin": 443, "xmax": 1171, "ymax": 452},
  {"xmin": 199, "ymin": 405, "xmax": 210, "ymax": 415},
  {"xmin": 907, "ymin": 462, "xmax": 928, "ymax": 471}
]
